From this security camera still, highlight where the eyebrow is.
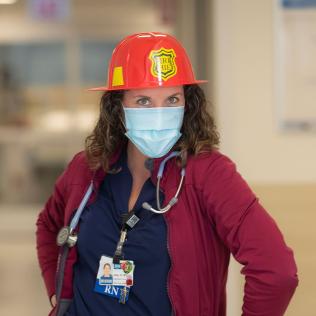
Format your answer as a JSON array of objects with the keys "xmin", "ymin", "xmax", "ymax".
[
  {"xmin": 133, "ymin": 95, "xmax": 151, "ymax": 98},
  {"xmin": 168, "ymin": 93, "xmax": 183, "ymax": 97},
  {"xmin": 133, "ymin": 92, "xmax": 183, "ymax": 98}
]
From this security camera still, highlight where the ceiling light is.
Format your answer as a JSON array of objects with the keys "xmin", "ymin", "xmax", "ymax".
[{"xmin": 0, "ymin": 0, "xmax": 17, "ymax": 4}]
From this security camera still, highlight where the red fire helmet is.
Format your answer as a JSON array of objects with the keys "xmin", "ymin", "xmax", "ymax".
[{"xmin": 88, "ymin": 32, "xmax": 207, "ymax": 91}]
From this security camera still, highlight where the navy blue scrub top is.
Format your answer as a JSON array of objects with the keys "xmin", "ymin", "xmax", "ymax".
[{"xmin": 65, "ymin": 146, "xmax": 172, "ymax": 316}]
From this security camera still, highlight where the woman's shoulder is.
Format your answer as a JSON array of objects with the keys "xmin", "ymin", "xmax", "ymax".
[
  {"xmin": 67, "ymin": 150, "xmax": 90, "ymax": 170},
  {"xmin": 61, "ymin": 150, "xmax": 93, "ymax": 185},
  {"xmin": 69, "ymin": 150, "xmax": 89, "ymax": 166},
  {"xmin": 185, "ymin": 149, "xmax": 241, "ymax": 188},
  {"xmin": 188, "ymin": 149, "xmax": 235, "ymax": 171}
]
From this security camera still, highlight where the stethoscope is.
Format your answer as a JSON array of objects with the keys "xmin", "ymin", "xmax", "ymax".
[
  {"xmin": 56, "ymin": 151, "xmax": 185, "ymax": 248},
  {"xmin": 142, "ymin": 151, "xmax": 185, "ymax": 214}
]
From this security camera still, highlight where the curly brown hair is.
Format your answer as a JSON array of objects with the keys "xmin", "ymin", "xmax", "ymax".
[{"xmin": 85, "ymin": 84, "xmax": 220, "ymax": 171}]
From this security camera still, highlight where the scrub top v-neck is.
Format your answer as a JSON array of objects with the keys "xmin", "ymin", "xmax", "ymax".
[{"xmin": 65, "ymin": 147, "xmax": 172, "ymax": 316}]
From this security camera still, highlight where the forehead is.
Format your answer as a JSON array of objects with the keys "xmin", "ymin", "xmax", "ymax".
[{"xmin": 123, "ymin": 85, "xmax": 184, "ymax": 98}]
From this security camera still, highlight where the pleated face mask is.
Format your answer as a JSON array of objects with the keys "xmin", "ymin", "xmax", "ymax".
[{"xmin": 123, "ymin": 106, "xmax": 184, "ymax": 158}]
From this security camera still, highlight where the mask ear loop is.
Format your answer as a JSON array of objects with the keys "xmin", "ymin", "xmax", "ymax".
[{"xmin": 119, "ymin": 104, "xmax": 128, "ymax": 133}]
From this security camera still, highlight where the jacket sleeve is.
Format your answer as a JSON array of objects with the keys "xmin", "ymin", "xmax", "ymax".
[
  {"xmin": 201, "ymin": 154, "xmax": 298, "ymax": 316},
  {"xmin": 35, "ymin": 156, "xmax": 76, "ymax": 299}
]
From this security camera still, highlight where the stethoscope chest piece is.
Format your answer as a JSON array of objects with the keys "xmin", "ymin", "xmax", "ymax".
[{"xmin": 56, "ymin": 226, "xmax": 78, "ymax": 247}]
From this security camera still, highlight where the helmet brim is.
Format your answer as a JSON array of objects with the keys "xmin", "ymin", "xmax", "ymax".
[{"xmin": 87, "ymin": 80, "xmax": 208, "ymax": 92}]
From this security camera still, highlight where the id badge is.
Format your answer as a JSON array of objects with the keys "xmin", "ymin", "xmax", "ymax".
[{"xmin": 94, "ymin": 255, "xmax": 135, "ymax": 303}]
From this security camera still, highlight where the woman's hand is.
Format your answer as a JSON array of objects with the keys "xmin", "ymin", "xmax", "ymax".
[{"xmin": 50, "ymin": 294, "xmax": 57, "ymax": 307}]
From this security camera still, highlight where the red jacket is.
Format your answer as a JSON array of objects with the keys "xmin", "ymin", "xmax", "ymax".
[{"xmin": 36, "ymin": 147, "xmax": 298, "ymax": 316}]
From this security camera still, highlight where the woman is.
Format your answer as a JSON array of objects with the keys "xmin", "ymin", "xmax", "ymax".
[{"xmin": 36, "ymin": 32, "xmax": 298, "ymax": 316}]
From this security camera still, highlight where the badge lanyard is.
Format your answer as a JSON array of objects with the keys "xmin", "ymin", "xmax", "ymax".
[{"xmin": 113, "ymin": 211, "xmax": 140, "ymax": 264}]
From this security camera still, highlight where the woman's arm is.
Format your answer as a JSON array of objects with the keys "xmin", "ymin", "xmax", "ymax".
[
  {"xmin": 35, "ymin": 154, "xmax": 77, "ymax": 300},
  {"xmin": 201, "ymin": 154, "xmax": 298, "ymax": 316},
  {"xmin": 36, "ymin": 169, "xmax": 67, "ymax": 299}
]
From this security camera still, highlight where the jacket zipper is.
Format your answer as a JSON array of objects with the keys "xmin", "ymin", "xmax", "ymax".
[
  {"xmin": 164, "ymin": 213, "xmax": 176, "ymax": 316},
  {"xmin": 54, "ymin": 246, "xmax": 69, "ymax": 315}
]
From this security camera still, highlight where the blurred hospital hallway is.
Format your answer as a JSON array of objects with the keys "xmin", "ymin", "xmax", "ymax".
[
  {"xmin": 0, "ymin": 205, "xmax": 48, "ymax": 315},
  {"xmin": 1, "ymin": 0, "xmax": 316, "ymax": 315}
]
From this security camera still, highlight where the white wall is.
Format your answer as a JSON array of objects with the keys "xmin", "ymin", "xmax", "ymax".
[
  {"xmin": 210, "ymin": 1, "xmax": 316, "ymax": 315},
  {"xmin": 212, "ymin": 0, "xmax": 316, "ymax": 184}
]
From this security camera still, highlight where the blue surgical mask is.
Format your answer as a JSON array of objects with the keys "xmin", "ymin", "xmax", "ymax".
[{"xmin": 123, "ymin": 106, "xmax": 184, "ymax": 158}]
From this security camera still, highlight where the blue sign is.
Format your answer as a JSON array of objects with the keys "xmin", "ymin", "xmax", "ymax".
[
  {"xmin": 282, "ymin": 0, "xmax": 316, "ymax": 8},
  {"xmin": 28, "ymin": 0, "xmax": 70, "ymax": 21}
]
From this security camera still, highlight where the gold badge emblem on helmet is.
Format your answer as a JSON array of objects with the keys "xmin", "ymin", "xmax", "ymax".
[{"xmin": 149, "ymin": 48, "xmax": 177, "ymax": 81}]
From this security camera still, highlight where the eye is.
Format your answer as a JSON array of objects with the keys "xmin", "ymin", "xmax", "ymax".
[
  {"xmin": 136, "ymin": 97, "xmax": 151, "ymax": 107},
  {"xmin": 168, "ymin": 96, "xmax": 180, "ymax": 105}
]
